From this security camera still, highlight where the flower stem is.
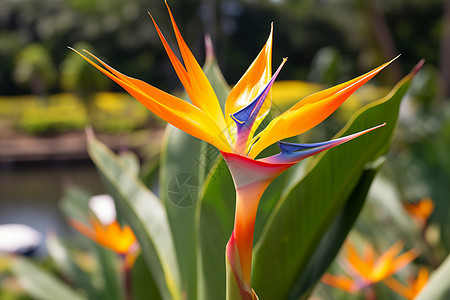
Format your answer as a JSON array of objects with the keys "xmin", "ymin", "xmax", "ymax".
[
  {"xmin": 122, "ymin": 254, "xmax": 132, "ymax": 300},
  {"xmin": 233, "ymin": 182, "xmax": 270, "ymax": 285}
]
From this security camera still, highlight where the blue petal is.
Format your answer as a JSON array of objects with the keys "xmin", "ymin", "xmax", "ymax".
[{"xmin": 259, "ymin": 124, "xmax": 386, "ymax": 164}]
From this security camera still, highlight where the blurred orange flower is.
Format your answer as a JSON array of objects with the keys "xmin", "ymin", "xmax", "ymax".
[
  {"xmin": 70, "ymin": 217, "xmax": 137, "ymax": 255},
  {"xmin": 404, "ymin": 197, "xmax": 434, "ymax": 227},
  {"xmin": 322, "ymin": 241, "xmax": 418, "ymax": 292},
  {"xmin": 384, "ymin": 266, "xmax": 429, "ymax": 300}
]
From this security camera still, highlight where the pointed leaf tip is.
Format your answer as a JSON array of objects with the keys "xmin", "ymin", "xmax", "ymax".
[
  {"xmin": 205, "ymin": 34, "xmax": 214, "ymax": 63},
  {"xmin": 85, "ymin": 126, "xmax": 95, "ymax": 141},
  {"xmin": 411, "ymin": 59, "xmax": 426, "ymax": 76}
]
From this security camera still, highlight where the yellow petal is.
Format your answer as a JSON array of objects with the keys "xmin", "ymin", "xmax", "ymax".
[
  {"xmin": 225, "ymin": 25, "xmax": 273, "ymax": 144},
  {"xmin": 71, "ymin": 48, "xmax": 231, "ymax": 152},
  {"xmin": 247, "ymin": 58, "xmax": 396, "ymax": 158},
  {"xmin": 164, "ymin": 2, "xmax": 228, "ymax": 134},
  {"xmin": 371, "ymin": 241, "xmax": 404, "ymax": 281}
]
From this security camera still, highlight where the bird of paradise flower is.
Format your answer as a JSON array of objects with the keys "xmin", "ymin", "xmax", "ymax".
[
  {"xmin": 322, "ymin": 241, "xmax": 418, "ymax": 295},
  {"xmin": 71, "ymin": 3, "xmax": 400, "ymax": 298},
  {"xmin": 69, "ymin": 215, "xmax": 138, "ymax": 267}
]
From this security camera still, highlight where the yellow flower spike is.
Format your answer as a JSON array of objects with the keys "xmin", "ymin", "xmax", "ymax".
[
  {"xmin": 247, "ymin": 56, "xmax": 398, "ymax": 158},
  {"xmin": 69, "ymin": 217, "xmax": 137, "ymax": 256},
  {"xmin": 383, "ymin": 266, "xmax": 429, "ymax": 300},
  {"xmin": 225, "ymin": 24, "xmax": 273, "ymax": 150},
  {"xmin": 323, "ymin": 241, "xmax": 418, "ymax": 293}
]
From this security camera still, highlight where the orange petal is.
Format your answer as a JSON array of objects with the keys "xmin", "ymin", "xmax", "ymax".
[
  {"xmin": 69, "ymin": 218, "xmax": 97, "ymax": 242},
  {"xmin": 363, "ymin": 243, "xmax": 375, "ymax": 266},
  {"xmin": 404, "ymin": 197, "xmax": 434, "ymax": 224},
  {"xmin": 391, "ymin": 249, "xmax": 419, "ymax": 274},
  {"xmin": 322, "ymin": 273, "xmax": 356, "ymax": 292},
  {"xmin": 419, "ymin": 197, "xmax": 435, "ymax": 219},
  {"xmin": 148, "ymin": 13, "xmax": 191, "ymax": 95},
  {"xmin": 383, "ymin": 277, "xmax": 414, "ymax": 299},
  {"xmin": 413, "ymin": 266, "xmax": 429, "ymax": 295},
  {"xmin": 225, "ymin": 25, "xmax": 273, "ymax": 146},
  {"xmin": 247, "ymin": 57, "xmax": 397, "ymax": 158},
  {"xmin": 371, "ymin": 241, "xmax": 404, "ymax": 281},
  {"xmin": 345, "ymin": 243, "xmax": 372, "ymax": 279},
  {"xmin": 124, "ymin": 250, "xmax": 139, "ymax": 269},
  {"xmin": 372, "ymin": 242, "xmax": 417, "ymax": 281},
  {"xmin": 115, "ymin": 225, "xmax": 137, "ymax": 254},
  {"xmin": 71, "ymin": 48, "xmax": 231, "ymax": 152},
  {"xmin": 165, "ymin": 2, "xmax": 227, "ymax": 133}
]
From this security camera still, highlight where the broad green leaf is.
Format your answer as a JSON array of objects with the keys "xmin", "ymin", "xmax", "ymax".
[
  {"xmin": 288, "ymin": 159, "xmax": 382, "ymax": 299},
  {"xmin": 119, "ymin": 151, "xmax": 140, "ymax": 177},
  {"xmin": 141, "ymin": 159, "xmax": 160, "ymax": 191},
  {"xmin": 116, "ymin": 151, "xmax": 140, "ymax": 225},
  {"xmin": 159, "ymin": 49, "xmax": 230, "ymax": 300},
  {"xmin": 92, "ymin": 244, "xmax": 123, "ymax": 300},
  {"xmin": 12, "ymin": 257, "xmax": 86, "ymax": 300},
  {"xmin": 46, "ymin": 233, "xmax": 100, "ymax": 299},
  {"xmin": 416, "ymin": 254, "xmax": 450, "ymax": 300},
  {"xmin": 198, "ymin": 159, "xmax": 235, "ymax": 300},
  {"xmin": 87, "ymin": 134, "xmax": 182, "ymax": 300},
  {"xmin": 132, "ymin": 254, "xmax": 162, "ymax": 300},
  {"xmin": 58, "ymin": 187, "xmax": 123, "ymax": 299},
  {"xmin": 59, "ymin": 186, "xmax": 92, "ymax": 224},
  {"xmin": 251, "ymin": 69, "xmax": 416, "ymax": 299},
  {"xmin": 159, "ymin": 124, "xmax": 216, "ymax": 300}
]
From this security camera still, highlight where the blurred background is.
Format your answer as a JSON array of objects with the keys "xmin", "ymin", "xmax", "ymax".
[{"xmin": 0, "ymin": 0, "xmax": 449, "ymax": 298}]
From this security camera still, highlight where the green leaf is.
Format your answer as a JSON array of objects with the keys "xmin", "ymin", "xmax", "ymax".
[
  {"xmin": 87, "ymin": 133, "xmax": 182, "ymax": 300},
  {"xmin": 159, "ymin": 47, "xmax": 230, "ymax": 300},
  {"xmin": 46, "ymin": 233, "xmax": 99, "ymax": 299},
  {"xmin": 251, "ymin": 70, "xmax": 415, "ymax": 299},
  {"xmin": 141, "ymin": 159, "xmax": 160, "ymax": 191},
  {"xmin": 119, "ymin": 151, "xmax": 140, "ymax": 177},
  {"xmin": 58, "ymin": 186, "xmax": 124, "ymax": 299},
  {"xmin": 132, "ymin": 254, "xmax": 162, "ymax": 300},
  {"xmin": 198, "ymin": 158, "xmax": 235, "ymax": 300},
  {"xmin": 159, "ymin": 124, "xmax": 217, "ymax": 300},
  {"xmin": 92, "ymin": 244, "xmax": 123, "ymax": 300},
  {"xmin": 59, "ymin": 186, "xmax": 92, "ymax": 224},
  {"xmin": 116, "ymin": 151, "xmax": 140, "ymax": 225},
  {"xmin": 287, "ymin": 159, "xmax": 383, "ymax": 299},
  {"xmin": 12, "ymin": 257, "xmax": 86, "ymax": 300},
  {"xmin": 416, "ymin": 254, "xmax": 450, "ymax": 300}
]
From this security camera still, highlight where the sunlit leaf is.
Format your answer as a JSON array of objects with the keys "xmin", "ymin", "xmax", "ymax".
[{"xmin": 87, "ymin": 133, "xmax": 182, "ymax": 300}]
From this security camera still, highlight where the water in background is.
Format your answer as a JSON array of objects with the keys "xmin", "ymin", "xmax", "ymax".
[{"xmin": 0, "ymin": 160, "xmax": 105, "ymax": 255}]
